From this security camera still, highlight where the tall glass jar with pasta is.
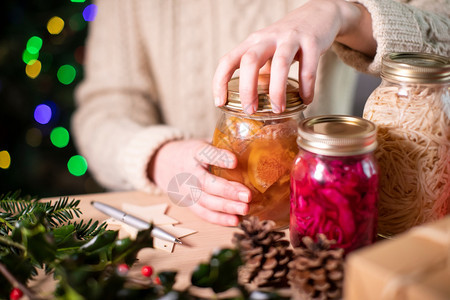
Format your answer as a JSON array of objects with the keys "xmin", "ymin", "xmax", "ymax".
[
  {"xmin": 211, "ymin": 74, "xmax": 306, "ymax": 228},
  {"xmin": 363, "ymin": 52, "xmax": 450, "ymax": 237}
]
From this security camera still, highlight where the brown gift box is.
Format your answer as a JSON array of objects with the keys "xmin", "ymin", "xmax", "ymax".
[{"xmin": 344, "ymin": 216, "xmax": 450, "ymax": 300}]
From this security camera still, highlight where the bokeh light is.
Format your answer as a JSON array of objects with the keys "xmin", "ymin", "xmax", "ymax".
[
  {"xmin": 47, "ymin": 16, "xmax": 65, "ymax": 35},
  {"xmin": 22, "ymin": 49, "xmax": 39, "ymax": 65},
  {"xmin": 57, "ymin": 64, "xmax": 76, "ymax": 85},
  {"xmin": 83, "ymin": 4, "xmax": 98, "ymax": 22},
  {"xmin": 34, "ymin": 103, "xmax": 52, "ymax": 124},
  {"xmin": 69, "ymin": 13, "xmax": 87, "ymax": 31},
  {"xmin": 25, "ymin": 128, "xmax": 43, "ymax": 147},
  {"xmin": 0, "ymin": 151, "xmax": 11, "ymax": 169},
  {"xmin": 25, "ymin": 60, "xmax": 42, "ymax": 79},
  {"xmin": 71, "ymin": 0, "xmax": 86, "ymax": 2},
  {"xmin": 26, "ymin": 36, "xmax": 43, "ymax": 54},
  {"xmin": 67, "ymin": 155, "xmax": 88, "ymax": 176},
  {"xmin": 50, "ymin": 127, "xmax": 70, "ymax": 148},
  {"xmin": 74, "ymin": 46, "xmax": 85, "ymax": 64},
  {"xmin": 43, "ymin": 100, "xmax": 60, "ymax": 122}
]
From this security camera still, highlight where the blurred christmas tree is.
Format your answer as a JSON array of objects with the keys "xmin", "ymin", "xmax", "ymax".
[{"xmin": 0, "ymin": 0, "xmax": 105, "ymax": 197}]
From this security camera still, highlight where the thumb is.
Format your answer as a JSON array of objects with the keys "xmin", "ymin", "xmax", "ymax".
[{"xmin": 195, "ymin": 143, "xmax": 237, "ymax": 169}]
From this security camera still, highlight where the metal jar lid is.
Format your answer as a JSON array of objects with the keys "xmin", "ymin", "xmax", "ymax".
[
  {"xmin": 297, "ymin": 115, "xmax": 378, "ymax": 156},
  {"xmin": 381, "ymin": 52, "xmax": 450, "ymax": 83},
  {"xmin": 225, "ymin": 74, "xmax": 306, "ymax": 113}
]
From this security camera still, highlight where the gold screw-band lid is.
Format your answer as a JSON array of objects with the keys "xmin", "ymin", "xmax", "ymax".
[
  {"xmin": 297, "ymin": 115, "xmax": 378, "ymax": 156},
  {"xmin": 381, "ymin": 52, "xmax": 450, "ymax": 83},
  {"xmin": 225, "ymin": 74, "xmax": 306, "ymax": 113}
]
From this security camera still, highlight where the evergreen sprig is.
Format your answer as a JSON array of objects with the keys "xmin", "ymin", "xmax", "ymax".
[
  {"xmin": 0, "ymin": 190, "xmax": 35, "ymax": 215},
  {"xmin": 0, "ymin": 191, "xmax": 105, "ymax": 239},
  {"xmin": 43, "ymin": 197, "xmax": 82, "ymax": 227},
  {"xmin": 70, "ymin": 219, "xmax": 108, "ymax": 239}
]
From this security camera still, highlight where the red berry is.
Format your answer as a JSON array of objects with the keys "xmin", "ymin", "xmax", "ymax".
[
  {"xmin": 10, "ymin": 288, "xmax": 23, "ymax": 300},
  {"xmin": 141, "ymin": 265, "xmax": 153, "ymax": 277},
  {"xmin": 154, "ymin": 276, "xmax": 161, "ymax": 285},
  {"xmin": 117, "ymin": 263, "xmax": 129, "ymax": 275}
]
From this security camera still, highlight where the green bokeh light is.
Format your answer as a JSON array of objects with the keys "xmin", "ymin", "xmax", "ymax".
[
  {"xmin": 50, "ymin": 127, "xmax": 70, "ymax": 148},
  {"xmin": 67, "ymin": 155, "xmax": 88, "ymax": 176},
  {"xmin": 57, "ymin": 65, "xmax": 76, "ymax": 85},
  {"xmin": 69, "ymin": 13, "xmax": 87, "ymax": 31},
  {"xmin": 26, "ymin": 36, "xmax": 43, "ymax": 54},
  {"xmin": 70, "ymin": 0, "xmax": 86, "ymax": 2},
  {"xmin": 22, "ymin": 50, "xmax": 39, "ymax": 65}
]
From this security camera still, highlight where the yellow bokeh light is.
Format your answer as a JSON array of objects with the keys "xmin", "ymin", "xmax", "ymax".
[
  {"xmin": 0, "ymin": 150, "xmax": 11, "ymax": 169},
  {"xmin": 47, "ymin": 16, "xmax": 65, "ymax": 35},
  {"xmin": 25, "ymin": 60, "xmax": 42, "ymax": 79}
]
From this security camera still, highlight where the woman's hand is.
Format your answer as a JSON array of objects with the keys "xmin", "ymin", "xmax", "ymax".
[
  {"xmin": 213, "ymin": 0, "xmax": 376, "ymax": 114},
  {"xmin": 148, "ymin": 139, "xmax": 251, "ymax": 226}
]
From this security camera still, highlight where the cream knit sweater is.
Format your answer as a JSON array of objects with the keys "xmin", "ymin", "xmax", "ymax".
[{"xmin": 72, "ymin": 0, "xmax": 450, "ymax": 194}]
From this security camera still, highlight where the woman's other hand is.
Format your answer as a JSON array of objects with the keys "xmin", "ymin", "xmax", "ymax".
[{"xmin": 148, "ymin": 139, "xmax": 251, "ymax": 226}]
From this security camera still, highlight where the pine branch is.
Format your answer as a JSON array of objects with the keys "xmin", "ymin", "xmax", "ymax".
[
  {"xmin": 0, "ymin": 236, "xmax": 25, "ymax": 251},
  {"xmin": 0, "ymin": 192, "xmax": 84, "ymax": 229},
  {"xmin": 0, "ymin": 191, "xmax": 37, "ymax": 218},
  {"xmin": 71, "ymin": 219, "xmax": 107, "ymax": 239},
  {"xmin": 0, "ymin": 215, "xmax": 14, "ymax": 230},
  {"xmin": 45, "ymin": 197, "xmax": 82, "ymax": 227}
]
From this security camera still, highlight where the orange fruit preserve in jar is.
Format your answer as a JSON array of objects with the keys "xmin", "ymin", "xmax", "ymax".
[{"xmin": 211, "ymin": 75, "xmax": 306, "ymax": 227}]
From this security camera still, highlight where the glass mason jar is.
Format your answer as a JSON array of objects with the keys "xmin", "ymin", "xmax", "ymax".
[
  {"xmin": 211, "ymin": 74, "xmax": 306, "ymax": 228},
  {"xmin": 363, "ymin": 52, "xmax": 450, "ymax": 237},
  {"xmin": 290, "ymin": 115, "xmax": 379, "ymax": 254}
]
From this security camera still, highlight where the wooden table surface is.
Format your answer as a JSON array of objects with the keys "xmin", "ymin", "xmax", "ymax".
[{"xmin": 33, "ymin": 190, "xmax": 245, "ymax": 296}]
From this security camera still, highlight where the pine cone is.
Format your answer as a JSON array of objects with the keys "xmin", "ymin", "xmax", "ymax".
[
  {"xmin": 233, "ymin": 216, "xmax": 293, "ymax": 290},
  {"xmin": 288, "ymin": 234, "xmax": 344, "ymax": 300}
]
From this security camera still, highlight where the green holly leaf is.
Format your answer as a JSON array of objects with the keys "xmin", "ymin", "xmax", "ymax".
[
  {"xmin": 53, "ymin": 227, "xmax": 157, "ymax": 298},
  {"xmin": 157, "ymin": 271, "xmax": 177, "ymax": 293},
  {"xmin": 16, "ymin": 208, "xmax": 56, "ymax": 264},
  {"xmin": 54, "ymin": 263, "xmax": 124, "ymax": 300},
  {"xmin": 191, "ymin": 263, "xmax": 212, "ymax": 286},
  {"xmin": 112, "ymin": 237, "xmax": 132, "ymax": 256},
  {"xmin": 191, "ymin": 248, "xmax": 242, "ymax": 293},
  {"xmin": 111, "ymin": 228, "xmax": 153, "ymax": 265},
  {"xmin": 53, "ymin": 225, "xmax": 86, "ymax": 253},
  {"xmin": 79, "ymin": 230, "xmax": 118, "ymax": 253}
]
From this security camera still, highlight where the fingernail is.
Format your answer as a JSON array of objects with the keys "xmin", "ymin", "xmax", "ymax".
[
  {"xmin": 237, "ymin": 204, "xmax": 248, "ymax": 215},
  {"xmin": 214, "ymin": 97, "xmax": 221, "ymax": 106},
  {"xmin": 228, "ymin": 217, "xmax": 239, "ymax": 226},
  {"xmin": 243, "ymin": 104, "xmax": 254, "ymax": 115},
  {"xmin": 238, "ymin": 191, "xmax": 250, "ymax": 203},
  {"xmin": 253, "ymin": 104, "xmax": 258, "ymax": 113},
  {"xmin": 272, "ymin": 104, "xmax": 280, "ymax": 114}
]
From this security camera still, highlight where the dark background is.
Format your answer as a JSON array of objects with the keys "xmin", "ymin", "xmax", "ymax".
[{"xmin": 0, "ymin": 0, "xmax": 105, "ymax": 198}]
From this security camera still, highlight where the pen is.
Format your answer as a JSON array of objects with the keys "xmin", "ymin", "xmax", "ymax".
[{"xmin": 91, "ymin": 201, "xmax": 182, "ymax": 245}]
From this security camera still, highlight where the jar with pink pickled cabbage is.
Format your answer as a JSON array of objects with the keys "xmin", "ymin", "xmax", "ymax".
[{"xmin": 290, "ymin": 115, "xmax": 379, "ymax": 254}]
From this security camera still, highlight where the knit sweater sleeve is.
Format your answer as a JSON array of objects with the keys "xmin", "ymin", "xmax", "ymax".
[
  {"xmin": 72, "ymin": 0, "xmax": 185, "ymax": 193},
  {"xmin": 332, "ymin": 0, "xmax": 450, "ymax": 74}
]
